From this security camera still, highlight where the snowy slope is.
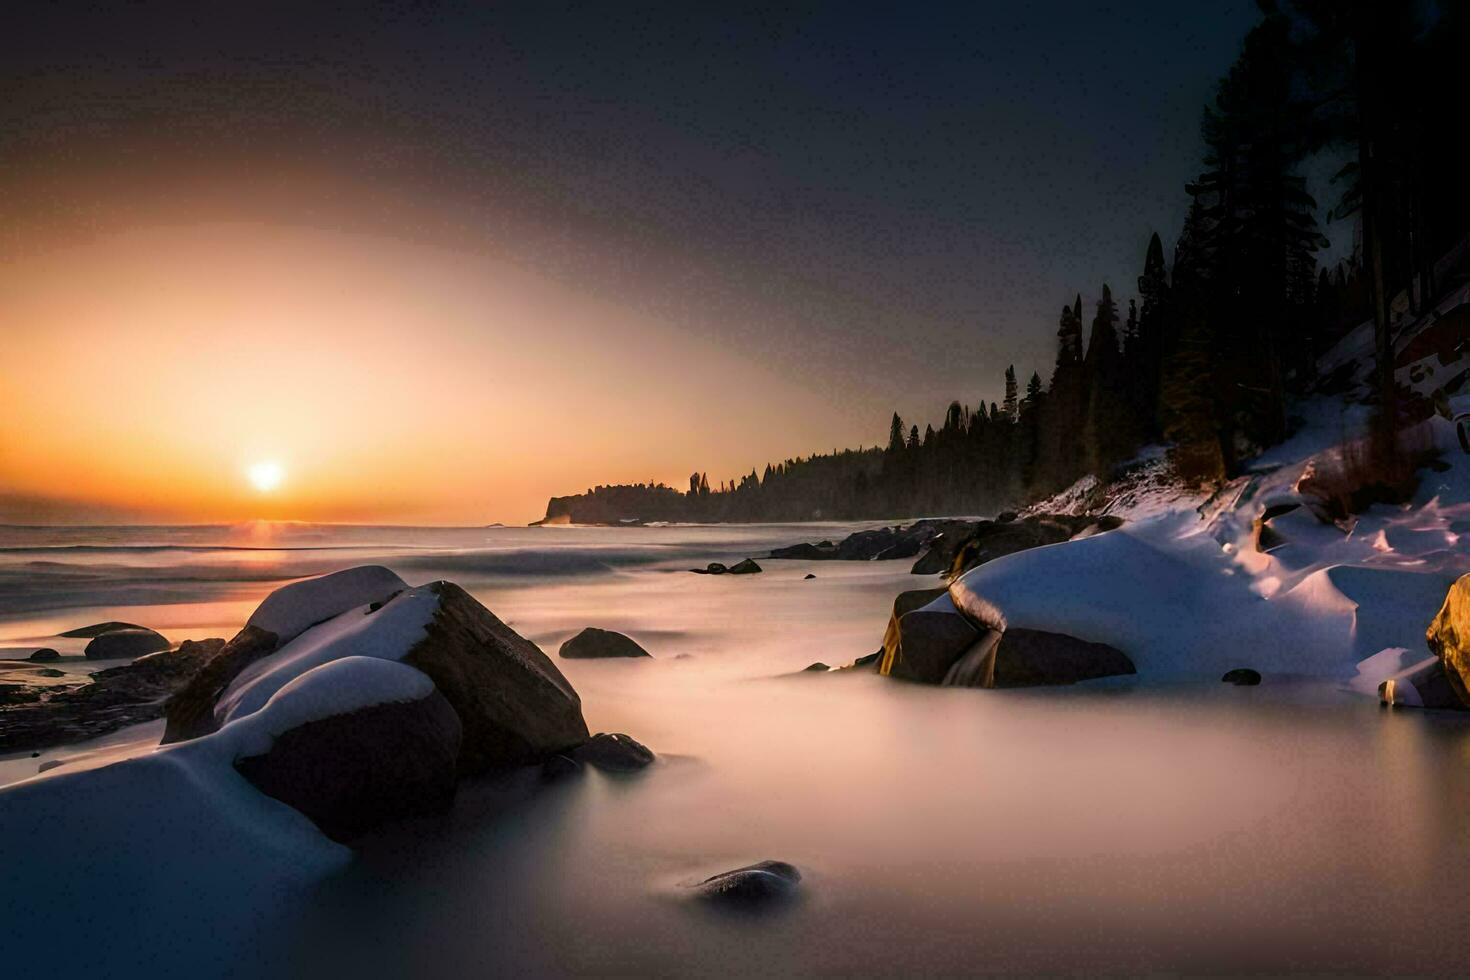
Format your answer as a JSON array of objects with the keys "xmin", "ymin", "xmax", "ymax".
[{"xmin": 954, "ymin": 412, "xmax": 1470, "ymax": 687}]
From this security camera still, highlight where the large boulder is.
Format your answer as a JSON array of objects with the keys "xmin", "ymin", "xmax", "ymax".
[
  {"xmin": 163, "ymin": 626, "xmax": 282, "ymax": 743},
  {"xmin": 1427, "ymin": 573, "xmax": 1470, "ymax": 706},
  {"xmin": 559, "ymin": 628, "xmax": 652, "ymax": 660},
  {"xmin": 84, "ymin": 628, "xmax": 170, "ymax": 660},
  {"xmin": 246, "ymin": 565, "xmax": 408, "ymax": 645},
  {"xmin": 403, "ymin": 582, "xmax": 590, "ymax": 773},
  {"xmin": 27, "ymin": 649, "xmax": 59, "ymax": 663},
  {"xmin": 232, "ymin": 657, "xmax": 462, "ymax": 842},
  {"xmin": 879, "ymin": 592, "xmax": 984, "ymax": 683},
  {"xmin": 168, "ymin": 571, "xmax": 590, "ymax": 774}
]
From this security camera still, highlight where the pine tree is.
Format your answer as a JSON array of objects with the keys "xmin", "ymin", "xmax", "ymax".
[
  {"xmin": 1003, "ymin": 365, "xmax": 1019, "ymax": 421},
  {"xmin": 887, "ymin": 412, "xmax": 906, "ymax": 454}
]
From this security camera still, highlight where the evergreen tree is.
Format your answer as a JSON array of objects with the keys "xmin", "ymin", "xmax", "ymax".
[{"xmin": 1003, "ymin": 365, "xmax": 1019, "ymax": 421}]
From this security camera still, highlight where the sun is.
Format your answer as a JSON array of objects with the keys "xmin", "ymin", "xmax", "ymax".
[{"xmin": 247, "ymin": 461, "xmax": 285, "ymax": 493}]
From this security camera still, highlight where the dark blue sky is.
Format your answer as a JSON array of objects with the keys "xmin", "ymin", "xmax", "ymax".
[{"xmin": 3, "ymin": 1, "xmax": 1264, "ymax": 431}]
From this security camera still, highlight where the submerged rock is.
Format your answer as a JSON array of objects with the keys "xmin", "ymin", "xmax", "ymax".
[
  {"xmin": 804, "ymin": 573, "xmax": 816, "ymax": 580},
  {"xmin": 1221, "ymin": 668, "xmax": 1262, "ymax": 685},
  {"xmin": 802, "ymin": 662, "xmax": 831, "ymax": 672},
  {"xmin": 571, "ymin": 732, "xmax": 654, "ymax": 772},
  {"xmin": 84, "ymin": 628, "xmax": 170, "ymax": 660},
  {"xmin": 558, "ymin": 627, "xmax": 652, "ymax": 660},
  {"xmin": 540, "ymin": 753, "xmax": 581, "ymax": 780},
  {"xmin": 690, "ymin": 562, "xmax": 729, "ymax": 575},
  {"xmin": 693, "ymin": 860, "xmax": 802, "ymax": 906},
  {"xmin": 727, "ymin": 558, "xmax": 763, "ymax": 575},
  {"xmin": 234, "ymin": 658, "xmax": 462, "ymax": 842},
  {"xmin": 27, "ymin": 649, "xmax": 59, "ymax": 663}
]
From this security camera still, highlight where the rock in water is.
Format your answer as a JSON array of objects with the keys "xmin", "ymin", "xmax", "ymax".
[
  {"xmin": 693, "ymin": 861, "xmax": 802, "ymax": 906},
  {"xmin": 571, "ymin": 732, "xmax": 654, "ymax": 771},
  {"xmin": 727, "ymin": 558, "xmax": 763, "ymax": 574},
  {"xmin": 398, "ymin": 583, "xmax": 589, "ymax": 774},
  {"xmin": 1427, "ymin": 573, "xmax": 1470, "ymax": 706},
  {"xmin": 1221, "ymin": 668, "xmax": 1262, "ymax": 686},
  {"xmin": 558, "ymin": 628, "xmax": 652, "ymax": 659},
  {"xmin": 84, "ymin": 628, "xmax": 170, "ymax": 660},
  {"xmin": 802, "ymin": 662, "xmax": 831, "ymax": 672},
  {"xmin": 27, "ymin": 649, "xmax": 59, "ymax": 662},
  {"xmin": 804, "ymin": 573, "xmax": 816, "ymax": 580},
  {"xmin": 879, "ymin": 592, "xmax": 983, "ymax": 684},
  {"xmin": 57, "ymin": 622, "xmax": 147, "ymax": 638},
  {"xmin": 233, "ymin": 658, "xmax": 462, "ymax": 842},
  {"xmin": 1379, "ymin": 657, "xmax": 1466, "ymax": 709},
  {"xmin": 690, "ymin": 562, "xmax": 729, "ymax": 575},
  {"xmin": 163, "ymin": 626, "xmax": 282, "ymax": 743},
  {"xmin": 981, "ymin": 629, "xmax": 1136, "ymax": 687}
]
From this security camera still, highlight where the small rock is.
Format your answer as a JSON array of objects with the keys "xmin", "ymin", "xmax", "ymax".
[
  {"xmin": 804, "ymin": 573, "xmax": 816, "ymax": 580},
  {"xmin": 1221, "ymin": 668, "xmax": 1262, "ymax": 686},
  {"xmin": 37, "ymin": 760, "xmax": 63, "ymax": 773},
  {"xmin": 84, "ymin": 628, "xmax": 170, "ymax": 660},
  {"xmin": 559, "ymin": 627, "xmax": 652, "ymax": 660},
  {"xmin": 996, "ymin": 511, "xmax": 1018, "ymax": 523},
  {"xmin": 27, "ymin": 648, "xmax": 60, "ymax": 662},
  {"xmin": 57, "ymin": 622, "xmax": 147, "ymax": 639},
  {"xmin": 36, "ymin": 668, "xmax": 65, "ymax": 678},
  {"xmin": 540, "ymin": 753, "xmax": 582, "ymax": 780},
  {"xmin": 690, "ymin": 562, "xmax": 729, "ymax": 575},
  {"xmin": 572, "ymin": 732, "xmax": 655, "ymax": 772},
  {"xmin": 852, "ymin": 650, "xmax": 881, "ymax": 668},
  {"xmin": 693, "ymin": 860, "xmax": 802, "ymax": 906},
  {"xmin": 727, "ymin": 558, "xmax": 763, "ymax": 575},
  {"xmin": 802, "ymin": 662, "xmax": 830, "ymax": 672}
]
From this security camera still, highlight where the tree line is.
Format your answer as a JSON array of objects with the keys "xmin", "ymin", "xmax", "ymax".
[{"xmin": 542, "ymin": 1, "xmax": 1469, "ymax": 526}]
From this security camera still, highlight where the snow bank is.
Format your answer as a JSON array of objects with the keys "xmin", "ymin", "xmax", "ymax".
[
  {"xmin": 953, "ymin": 411, "xmax": 1470, "ymax": 685},
  {"xmin": 246, "ymin": 564, "xmax": 407, "ymax": 644}
]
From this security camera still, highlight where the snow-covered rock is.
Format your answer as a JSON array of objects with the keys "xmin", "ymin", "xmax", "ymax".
[
  {"xmin": 232, "ymin": 657, "xmax": 462, "ymax": 841},
  {"xmin": 245, "ymin": 564, "xmax": 407, "ymax": 645}
]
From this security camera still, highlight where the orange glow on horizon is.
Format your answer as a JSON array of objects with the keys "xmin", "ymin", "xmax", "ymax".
[{"xmin": 0, "ymin": 220, "xmax": 859, "ymax": 526}]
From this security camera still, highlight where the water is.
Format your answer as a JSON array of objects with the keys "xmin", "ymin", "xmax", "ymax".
[{"xmin": 4, "ymin": 522, "xmax": 1470, "ymax": 975}]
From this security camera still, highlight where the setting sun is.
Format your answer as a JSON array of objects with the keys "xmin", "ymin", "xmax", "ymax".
[{"xmin": 246, "ymin": 461, "xmax": 284, "ymax": 493}]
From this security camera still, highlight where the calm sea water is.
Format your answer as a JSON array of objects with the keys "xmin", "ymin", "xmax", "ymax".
[{"xmin": 3, "ymin": 522, "xmax": 1470, "ymax": 976}]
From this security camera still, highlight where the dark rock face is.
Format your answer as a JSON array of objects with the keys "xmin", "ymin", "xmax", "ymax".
[
  {"xmin": 802, "ymin": 662, "xmax": 831, "ymax": 672},
  {"xmin": 804, "ymin": 573, "xmax": 816, "ymax": 580},
  {"xmin": 876, "ymin": 588, "xmax": 949, "ymax": 677},
  {"xmin": 57, "ymin": 622, "xmax": 147, "ymax": 639},
  {"xmin": 559, "ymin": 628, "xmax": 652, "ymax": 660},
  {"xmin": 163, "ymin": 627, "xmax": 281, "ymax": 744},
  {"xmin": 693, "ymin": 860, "xmax": 802, "ymax": 906},
  {"xmin": 1221, "ymin": 668, "xmax": 1262, "ymax": 686},
  {"xmin": 1427, "ymin": 573, "xmax": 1470, "ymax": 706},
  {"xmin": 84, "ymin": 628, "xmax": 170, "ymax": 660},
  {"xmin": 403, "ymin": 582, "xmax": 589, "ymax": 774},
  {"xmin": 235, "ymin": 687, "xmax": 462, "ymax": 842},
  {"xmin": 727, "ymin": 558, "xmax": 763, "ymax": 574},
  {"xmin": 571, "ymin": 732, "xmax": 655, "ymax": 772},
  {"xmin": 540, "ymin": 753, "xmax": 582, "ymax": 780},
  {"xmin": 852, "ymin": 651, "xmax": 882, "ymax": 669},
  {"xmin": 0, "ymin": 638, "xmax": 223, "ymax": 753},
  {"xmin": 880, "ymin": 603, "xmax": 982, "ymax": 684},
  {"xmin": 27, "ymin": 649, "xmax": 60, "ymax": 662},
  {"xmin": 983, "ymin": 629, "xmax": 1135, "ymax": 688}
]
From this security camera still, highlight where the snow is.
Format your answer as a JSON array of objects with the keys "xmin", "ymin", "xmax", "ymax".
[
  {"xmin": 245, "ymin": 564, "xmax": 408, "ymax": 644},
  {"xmin": 218, "ymin": 582, "xmax": 439, "ymax": 726},
  {"xmin": 952, "ymin": 412, "xmax": 1470, "ymax": 687}
]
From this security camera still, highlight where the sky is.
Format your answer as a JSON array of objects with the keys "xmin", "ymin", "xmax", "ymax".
[{"xmin": 0, "ymin": 1, "xmax": 1263, "ymax": 525}]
